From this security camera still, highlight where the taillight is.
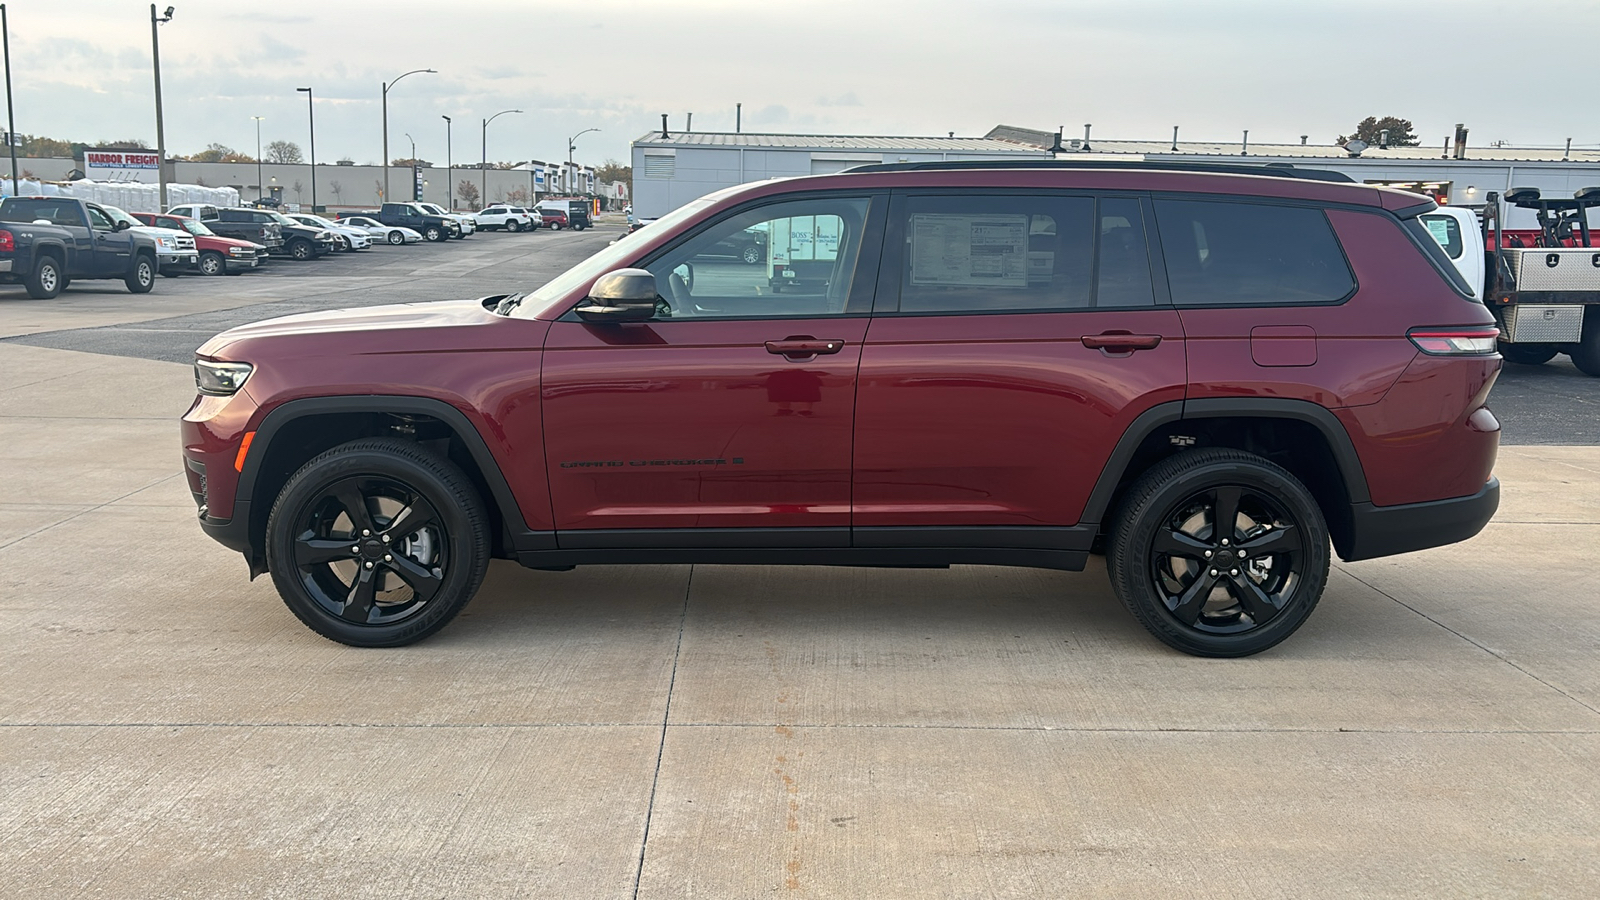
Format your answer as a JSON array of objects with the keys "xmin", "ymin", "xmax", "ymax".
[
  {"xmin": 1407, "ymin": 326, "xmax": 1500, "ymax": 356},
  {"xmin": 0, "ymin": 229, "xmax": 13, "ymax": 252}
]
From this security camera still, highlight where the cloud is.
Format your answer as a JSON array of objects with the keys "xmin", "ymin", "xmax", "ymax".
[{"xmin": 816, "ymin": 93, "xmax": 862, "ymax": 108}]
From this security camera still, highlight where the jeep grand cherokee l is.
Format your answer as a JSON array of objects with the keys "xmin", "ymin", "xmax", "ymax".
[{"xmin": 182, "ymin": 161, "xmax": 1501, "ymax": 656}]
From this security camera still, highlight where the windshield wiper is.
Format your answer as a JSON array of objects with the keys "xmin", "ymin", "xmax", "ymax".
[{"xmin": 493, "ymin": 292, "xmax": 525, "ymax": 315}]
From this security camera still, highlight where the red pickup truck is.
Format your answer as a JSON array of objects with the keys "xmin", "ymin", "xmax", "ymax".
[{"xmin": 133, "ymin": 212, "xmax": 269, "ymax": 276}]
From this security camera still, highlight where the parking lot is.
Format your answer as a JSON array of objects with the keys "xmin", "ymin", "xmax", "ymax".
[{"xmin": 2, "ymin": 225, "xmax": 1598, "ymax": 897}]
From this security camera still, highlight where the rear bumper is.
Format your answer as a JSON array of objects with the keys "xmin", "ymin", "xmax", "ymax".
[{"xmin": 1341, "ymin": 477, "xmax": 1500, "ymax": 562}]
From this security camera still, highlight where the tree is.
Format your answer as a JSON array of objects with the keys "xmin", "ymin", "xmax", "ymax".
[
  {"xmin": 391, "ymin": 157, "xmax": 431, "ymax": 167},
  {"xmin": 266, "ymin": 140, "xmax": 304, "ymax": 164},
  {"xmin": 374, "ymin": 179, "xmax": 385, "ymax": 202},
  {"xmin": 292, "ymin": 180, "xmax": 304, "ymax": 203},
  {"xmin": 457, "ymin": 179, "xmax": 480, "ymax": 210},
  {"xmin": 329, "ymin": 180, "xmax": 343, "ymax": 205},
  {"xmin": 19, "ymin": 135, "xmax": 73, "ymax": 157},
  {"xmin": 1337, "ymin": 116, "xmax": 1420, "ymax": 147},
  {"xmin": 187, "ymin": 142, "xmax": 253, "ymax": 163},
  {"xmin": 595, "ymin": 158, "xmax": 632, "ymax": 200},
  {"xmin": 93, "ymin": 137, "xmax": 151, "ymax": 149},
  {"xmin": 506, "ymin": 187, "xmax": 531, "ymax": 206}
]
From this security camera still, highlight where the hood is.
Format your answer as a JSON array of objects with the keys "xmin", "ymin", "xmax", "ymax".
[{"xmin": 197, "ymin": 298, "xmax": 498, "ymax": 357}]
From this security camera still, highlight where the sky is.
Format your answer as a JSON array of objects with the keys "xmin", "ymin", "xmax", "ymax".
[{"xmin": 7, "ymin": 0, "xmax": 1599, "ymax": 167}]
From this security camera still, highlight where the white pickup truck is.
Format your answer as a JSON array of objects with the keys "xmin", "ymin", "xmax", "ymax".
[{"xmin": 1423, "ymin": 188, "xmax": 1600, "ymax": 375}]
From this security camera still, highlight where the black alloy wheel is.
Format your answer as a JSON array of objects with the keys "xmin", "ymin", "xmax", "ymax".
[
  {"xmin": 289, "ymin": 239, "xmax": 314, "ymax": 261},
  {"xmin": 266, "ymin": 439, "xmax": 490, "ymax": 647},
  {"xmin": 198, "ymin": 251, "xmax": 226, "ymax": 276},
  {"xmin": 125, "ymin": 255, "xmax": 155, "ymax": 293},
  {"xmin": 1108, "ymin": 449, "xmax": 1329, "ymax": 657}
]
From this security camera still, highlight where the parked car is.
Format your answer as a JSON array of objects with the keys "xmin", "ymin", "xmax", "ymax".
[
  {"xmin": 167, "ymin": 204, "xmax": 285, "ymax": 256},
  {"xmin": 538, "ymin": 208, "xmax": 569, "ymax": 230},
  {"xmin": 183, "ymin": 161, "xmax": 1502, "ymax": 656},
  {"xmin": 538, "ymin": 199, "xmax": 591, "ymax": 230},
  {"xmin": 334, "ymin": 214, "xmax": 422, "ymax": 245},
  {"xmin": 100, "ymin": 204, "xmax": 198, "ymax": 277},
  {"xmin": 132, "ymin": 212, "xmax": 268, "ymax": 276},
  {"xmin": 288, "ymin": 214, "xmax": 372, "ymax": 252},
  {"xmin": 374, "ymin": 202, "xmax": 458, "ymax": 242},
  {"xmin": 0, "ymin": 196, "xmax": 160, "ymax": 297},
  {"xmin": 474, "ymin": 205, "xmax": 536, "ymax": 232},
  {"xmin": 415, "ymin": 202, "xmax": 475, "ymax": 238}
]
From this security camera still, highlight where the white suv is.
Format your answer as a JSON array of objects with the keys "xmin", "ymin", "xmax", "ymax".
[{"xmin": 474, "ymin": 205, "xmax": 537, "ymax": 232}]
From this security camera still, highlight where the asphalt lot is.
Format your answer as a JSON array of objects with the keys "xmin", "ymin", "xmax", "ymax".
[{"xmin": 2, "ymin": 225, "xmax": 1598, "ymax": 897}]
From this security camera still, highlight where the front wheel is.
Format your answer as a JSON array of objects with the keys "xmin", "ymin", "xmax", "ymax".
[
  {"xmin": 507, "ymin": 220, "xmax": 522, "ymax": 233},
  {"xmin": 125, "ymin": 255, "xmax": 156, "ymax": 293},
  {"xmin": 198, "ymin": 251, "xmax": 226, "ymax": 276},
  {"xmin": 1107, "ymin": 449, "xmax": 1329, "ymax": 657},
  {"xmin": 386, "ymin": 230, "xmax": 405, "ymax": 245},
  {"xmin": 741, "ymin": 244, "xmax": 762, "ymax": 265},
  {"xmin": 424, "ymin": 226, "xmax": 444, "ymax": 242},
  {"xmin": 288, "ymin": 239, "xmax": 314, "ymax": 261},
  {"xmin": 265, "ymin": 439, "xmax": 491, "ymax": 647}
]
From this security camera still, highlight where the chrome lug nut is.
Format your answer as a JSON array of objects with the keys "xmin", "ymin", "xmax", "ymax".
[
  {"xmin": 362, "ymin": 529, "xmax": 371, "ymax": 536},
  {"xmin": 351, "ymin": 546, "xmax": 360, "ymax": 553},
  {"xmin": 1230, "ymin": 569, "xmax": 1239, "ymax": 576},
  {"xmin": 1204, "ymin": 550, "xmax": 1213, "ymax": 558},
  {"xmin": 1209, "ymin": 568, "xmax": 1218, "ymax": 577},
  {"xmin": 363, "ymin": 561, "xmax": 373, "ymax": 569},
  {"xmin": 1220, "ymin": 538, "xmax": 1230, "ymax": 546},
  {"xmin": 381, "ymin": 534, "xmax": 390, "ymax": 543},
  {"xmin": 384, "ymin": 555, "xmax": 392, "ymax": 562}
]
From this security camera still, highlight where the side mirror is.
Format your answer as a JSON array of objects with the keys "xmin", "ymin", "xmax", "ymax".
[
  {"xmin": 575, "ymin": 268, "xmax": 659, "ymax": 323},
  {"xmin": 114, "ymin": 219, "xmax": 133, "ymax": 231}
]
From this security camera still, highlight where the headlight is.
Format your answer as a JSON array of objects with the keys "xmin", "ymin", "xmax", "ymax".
[
  {"xmin": 228, "ymin": 246, "xmax": 251, "ymax": 256},
  {"xmin": 194, "ymin": 359, "xmax": 253, "ymax": 396},
  {"xmin": 156, "ymin": 236, "xmax": 176, "ymax": 250}
]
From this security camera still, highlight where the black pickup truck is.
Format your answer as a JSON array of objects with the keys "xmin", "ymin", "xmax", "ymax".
[
  {"xmin": 376, "ymin": 202, "xmax": 459, "ymax": 242},
  {"xmin": 0, "ymin": 196, "xmax": 161, "ymax": 299},
  {"xmin": 165, "ymin": 204, "xmax": 336, "ymax": 260}
]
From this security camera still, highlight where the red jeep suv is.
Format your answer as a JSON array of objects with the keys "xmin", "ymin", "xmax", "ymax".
[{"xmin": 183, "ymin": 161, "xmax": 1501, "ymax": 656}]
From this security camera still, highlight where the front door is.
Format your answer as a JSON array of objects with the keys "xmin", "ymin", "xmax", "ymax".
[
  {"xmin": 541, "ymin": 194, "xmax": 883, "ymax": 546},
  {"xmin": 852, "ymin": 191, "xmax": 1187, "ymax": 542},
  {"xmin": 84, "ymin": 204, "xmax": 131, "ymax": 277}
]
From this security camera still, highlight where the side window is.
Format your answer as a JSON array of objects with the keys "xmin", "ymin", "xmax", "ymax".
[
  {"xmin": 1420, "ymin": 213, "xmax": 1463, "ymax": 260},
  {"xmin": 86, "ymin": 206, "xmax": 113, "ymax": 230},
  {"xmin": 643, "ymin": 196, "xmax": 871, "ymax": 319},
  {"xmin": 252, "ymin": 212, "xmax": 274, "ymax": 224},
  {"xmin": 896, "ymin": 194, "xmax": 1160, "ymax": 313},
  {"xmin": 1154, "ymin": 199, "xmax": 1355, "ymax": 306}
]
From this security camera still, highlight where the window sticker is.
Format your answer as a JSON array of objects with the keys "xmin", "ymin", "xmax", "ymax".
[{"xmin": 910, "ymin": 214, "xmax": 1028, "ymax": 287}]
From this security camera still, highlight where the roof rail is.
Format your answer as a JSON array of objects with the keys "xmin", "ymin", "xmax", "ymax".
[{"xmin": 842, "ymin": 158, "xmax": 1357, "ymax": 183}]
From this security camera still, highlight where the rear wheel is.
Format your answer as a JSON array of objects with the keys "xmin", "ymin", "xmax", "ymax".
[
  {"xmin": 198, "ymin": 251, "xmax": 226, "ymax": 276},
  {"xmin": 1107, "ymin": 449, "xmax": 1329, "ymax": 657},
  {"xmin": 124, "ymin": 255, "xmax": 155, "ymax": 293},
  {"xmin": 25, "ymin": 255, "xmax": 63, "ymax": 299},
  {"xmin": 265, "ymin": 439, "xmax": 490, "ymax": 647},
  {"xmin": 1498, "ymin": 341, "xmax": 1557, "ymax": 366},
  {"xmin": 1570, "ymin": 308, "xmax": 1600, "ymax": 377}
]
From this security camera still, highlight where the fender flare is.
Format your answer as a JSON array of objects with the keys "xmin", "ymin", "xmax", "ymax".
[{"xmin": 1080, "ymin": 398, "xmax": 1371, "ymax": 526}]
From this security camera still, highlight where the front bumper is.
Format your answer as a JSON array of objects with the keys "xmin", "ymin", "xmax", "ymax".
[
  {"xmin": 1341, "ymin": 477, "xmax": 1500, "ymax": 562},
  {"xmin": 159, "ymin": 252, "xmax": 199, "ymax": 272}
]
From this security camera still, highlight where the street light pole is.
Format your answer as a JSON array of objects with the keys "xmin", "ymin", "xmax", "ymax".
[
  {"xmin": 150, "ymin": 5, "xmax": 174, "ymax": 210},
  {"xmin": 2, "ymin": 4, "xmax": 18, "ymax": 193},
  {"xmin": 296, "ymin": 87, "xmax": 315, "ymax": 210},
  {"xmin": 568, "ymin": 127, "xmax": 599, "ymax": 201},
  {"xmin": 404, "ymin": 132, "xmax": 416, "ymax": 201},
  {"xmin": 480, "ymin": 108, "xmax": 522, "ymax": 208},
  {"xmin": 381, "ymin": 68, "xmax": 435, "ymax": 202},
  {"xmin": 441, "ymin": 115, "xmax": 452, "ymax": 210},
  {"xmin": 252, "ymin": 116, "xmax": 264, "ymax": 201}
]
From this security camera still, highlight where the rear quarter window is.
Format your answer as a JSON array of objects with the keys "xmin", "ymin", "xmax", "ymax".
[{"xmin": 1153, "ymin": 199, "xmax": 1355, "ymax": 306}]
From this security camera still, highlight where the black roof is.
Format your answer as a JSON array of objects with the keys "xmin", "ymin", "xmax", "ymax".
[{"xmin": 843, "ymin": 159, "xmax": 1356, "ymax": 183}]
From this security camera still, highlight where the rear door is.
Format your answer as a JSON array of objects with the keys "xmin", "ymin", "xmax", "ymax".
[{"xmin": 852, "ymin": 191, "xmax": 1187, "ymax": 543}]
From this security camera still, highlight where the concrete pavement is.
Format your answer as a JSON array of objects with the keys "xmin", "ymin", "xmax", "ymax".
[{"xmin": 2, "ymin": 331, "xmax": 1598, "ymax": 896}]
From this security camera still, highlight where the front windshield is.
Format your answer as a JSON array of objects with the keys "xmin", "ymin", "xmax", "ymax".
[
  {"xmin": 104, "ymin": 205, "xmax": 140, "ymax": 227},
  {"xmin": 181, "ymin": 219, "xmax": 213, "ymax": 236},
  {"xmin": 503, "ymin": 195, "xmax": 717, "ymax": 318},
  {"xmin": 268, "ymin": 211, "xmax": 298, "ymax": 226}
]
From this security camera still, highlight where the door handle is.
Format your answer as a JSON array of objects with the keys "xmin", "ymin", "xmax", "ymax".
[
  {"xmin": 765, "ymin": 337, "xmax": 845, "ymax": 358},
  {"xmin": 1082, "ymin": 332, "xmax": 1162, "ymax": 353}
]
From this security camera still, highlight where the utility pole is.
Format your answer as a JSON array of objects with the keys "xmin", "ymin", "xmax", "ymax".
[
  {"xmin": 252, "ymin": 116, "xmax": 264, "ymax": 200},
  {"xmin": 150, "ymin": 5, "xmax": 174, "ymax": 209},
  {"xmin": 381, "ymin": 68, "xmax": 435, "ymax": 201},
  {"xmin": 2, "ymin": 4, "xmax": 17, "ymax": 192},
  {"xmin": 442, "ymin": 115, "xmax": 452, "ymax": 209},
  {"xmin": 296, "ymin": 87, "xmax": 315, "ymax": 210},
  {"xmin": 481, "ymin": 108, "xmax": 522, "ymax": 208}
]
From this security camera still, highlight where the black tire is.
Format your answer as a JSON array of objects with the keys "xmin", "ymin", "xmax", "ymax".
[
  {"xmin": 124, "ymin": 254, "xmax": 156, "ymax": 293},
  {"xmin": 161, "ymin": 269, "xmax": 180, "ymax": 278},
  {"xmin": 1498, "ymin": 341, "xmax": 1557, "ymax": 366},
  {"xmin": 288, "ymin": 239, "xmax": 315, "ymax": 261},
  {"xmin": 265, "ymin": 438, "xmax": 491, "ymax": 647},
  {"xmin": 386, "ymin": 230, "xmax": 405, "ymax": 245},
  {"xmin": 424, "ymin": 225, "xmax": 444, "ymax": 242},
  {"xmin": 25, "ymin": 255, "xmax": 63, "ymax": 299},
  {"xmin": 741, "ymin": 244, "xmax": 762, "ymax": 265},
  {"xmin": 1570, "ymin": 308, "xmax": 1600, "ymax": 377},
  {"xmin": 1107, "ymin": 448, "xmax": 1330, "ymax": 657},
  {"xmin": 198, "ymin": 250, "xmax": 226, "ymax": 276},
  {"xmin": 507, "ymin": 220, "xmax": 522, "ymax": 233}
]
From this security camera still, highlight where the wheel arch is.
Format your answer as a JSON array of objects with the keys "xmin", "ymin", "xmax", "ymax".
[
  {"xmin": 1086, "ymin": 399, "xmax": 1371, "ymax": 559},
  {"xmin": 238, "ymin": 396, "xmax": 540, "ymax": 572}
]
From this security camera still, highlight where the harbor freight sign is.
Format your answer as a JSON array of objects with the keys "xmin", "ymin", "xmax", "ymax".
[{"xmin": 84, "ymin": 150, "xmax": 161, "ymax": 181}]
